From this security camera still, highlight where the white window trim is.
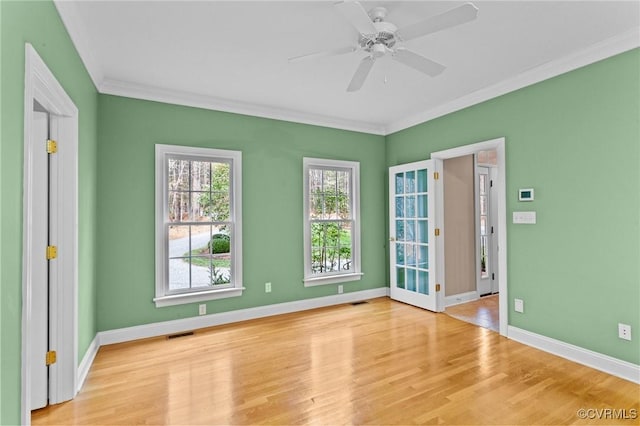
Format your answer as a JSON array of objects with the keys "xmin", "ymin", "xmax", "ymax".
[
  {"xmin": 154, "ymin": 144, "xmax": 243, "ymax": 307},
  {"xmin": 303, "ymin": 157, "xmax": 362, "ymax": 287}
]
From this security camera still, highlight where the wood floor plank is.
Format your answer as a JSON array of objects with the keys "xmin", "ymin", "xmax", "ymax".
[{"xmin": 32, "ymin": 298, "xmax": 639, "ymax": 425}]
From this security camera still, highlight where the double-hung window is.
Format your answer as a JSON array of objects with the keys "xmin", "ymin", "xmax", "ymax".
[
  {"xmin": 303, "ymin": 158, "xmax": 362, "ymax": 286},
  {"xmin": 155, "ymin": 144, "xmax": 243, "ymax": 307}
]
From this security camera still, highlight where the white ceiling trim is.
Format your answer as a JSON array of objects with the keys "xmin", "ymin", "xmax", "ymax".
[
  {"xmin": 99, "ymin": 79, "xmax": 386, "ymax": 135},
  {"xmin": 54, "ymin": 0, "xmax": 103, "ymax": 90},
  {"xmin": 386, "ymin": 26, "xmax": 640, "ymax": 135}
]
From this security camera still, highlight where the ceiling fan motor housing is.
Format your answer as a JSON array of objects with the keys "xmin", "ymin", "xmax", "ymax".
[{"xmin": 359, "ymin": 21, "xmax": 398, "ymax": 53}]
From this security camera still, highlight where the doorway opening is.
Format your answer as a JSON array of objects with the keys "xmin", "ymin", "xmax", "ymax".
[{"xmin": 431, "ymin": 138, "xmax": 508, "ymax": 336}]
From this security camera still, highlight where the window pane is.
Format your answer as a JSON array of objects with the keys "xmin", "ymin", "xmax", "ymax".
[
  {"xmin": 396, "ymin": 243, "xmax": 405, "ymax": 265},
  {"xmin": 418, "ymin": 245, "xmax": 428, "ymax": 269},
  {"xmin": 480, "ymin": 195, "xmax": 487, "ymax": 216},
  {"xmin": 395, "ymin": 196, "xmax": 404, "ymax": 218},
  {"xmin": 168, "ymin": 191, "xmax": 189, "ymax": 222},
  {"xmin": 406, "ymin": 268, "xmax": 416, "ymax": 292},
  {"xmin": 405, "ymin": 171, "xmax": 415, "ymax": 193},
  {"xmin": 405, "ymin": 195, "xmax": 415, "ymax": 218},
  {"xmin": 396, "ymin": 220, "xmax": 404, "ymax": 241},
  {"xmin": 417, "ymin": 169, "xmax": 427, "ymax": 193},
  {"xmin": 405, "ymin": 220, "xmax": 415, "ymax": 242},
  {"xmin": 396, "ymin": 267, "xmax": 405, "ymax": 289},
  {"xmin": 168, "ymin": 258, "xmax": 190, "ymax": 291},
  {"xmin": 479, "ymin": 174, "xmax": 486, "ymax": 195},
  {"xmin": 417, "ymin": 195, "xmax": 427, "ymax": 218},
  {"xmin": 395, "ymin": 173, "xmax": 404, "ymax": 194},
  {"xmin": 418, "ymin": 220, "xmax": 428, "ymax": 243},
  {"xmin": 168, "ymin": 158, "xmax": 190, "ymax": 191},
  {"xmin": 418, "ymin": 270, "xmax": 429, "ymax": 295},
  {"xmin": 190, "ymin": 160, "xmax": 211, "ymax": 192},
  {"xmin": 406, "ymin": 244, "xmax": 416, "ymax": 266}
]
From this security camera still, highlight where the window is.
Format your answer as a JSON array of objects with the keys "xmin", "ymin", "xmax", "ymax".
[
  {"xmin": 303, "ymin": 158, "xmax": 362, "ymax": 286},
  {"xmin": 154, "ymin": 144, "xmax": 242, "ymax": 307}
]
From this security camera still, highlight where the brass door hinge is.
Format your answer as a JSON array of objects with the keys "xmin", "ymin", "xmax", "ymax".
[
  {"xmin": 434, "ymin": 228, "xmax": 440, "ymax": 237},
  {"xmin": 46, "ymin": 139, "xmax": 58, "ymax": 154},
  {"xmin": 433, "ymin": 171, "xmax": 439, "ymax": 180},
  {"xmin": 435, "ymin": 283, "xmax": 441, "ymax": 292},
  {"xmin": 46, "ymin": 350, "xmax": 57, "ymax": 366},
  {"xmin": 46, "ymin": 245, "xmax": 57, "ymax": 260}
]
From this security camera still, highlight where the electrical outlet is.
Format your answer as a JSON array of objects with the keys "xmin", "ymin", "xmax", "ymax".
[
  {"xmin": 338, "ymin": 284, "xmax": 344, "ymax": 294},
  {"xmin": 198, "ymin": 304, "xmax": 206, "ymax": 316},
  {"xmin": 514, "ymin": 298, "xmax": 524, "ymax": 313},
  {"xmin": 618, "ymin": 323, "xmax": 632, "ymax": 341},
  {"xmin": 265, "ymin": 282, "xmax": 272, "ymax": 293}
]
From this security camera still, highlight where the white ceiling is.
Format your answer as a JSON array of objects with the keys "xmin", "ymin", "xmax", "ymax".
[{"xmin": 55, "ymin": 1, "xmax": 640, "ymax": 135}]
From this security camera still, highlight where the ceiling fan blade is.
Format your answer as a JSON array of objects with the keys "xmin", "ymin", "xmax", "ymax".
[
  {"xmin": 393, "ymin": 48, "xmax": 445, "ymax": 77},
  {"xmin": 335, "ymin": 1, "xmax": 377, "ymax": 36},
  {"xmin": 397, "ymin": 2, "xmax": 478, "ymax": 41},
  {"xmin": 347, "ymin": 56, "xmax": 376, "ymax": 92},
  {"xmin": 288, "ymin": 46, "xmax": 356, "ymax": 63}
]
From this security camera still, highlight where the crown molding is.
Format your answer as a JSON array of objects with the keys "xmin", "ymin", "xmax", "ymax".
[
  {"xmin": 99, "ymin": 79, "xmax": 387, "ymax": 135},
  {"xmin": 385, "ymin": 27, "xmax": 640, "ymax": 135},
  {"xmin": 53, "ymin": 0, "xmax": 103, "ymax": 90}
]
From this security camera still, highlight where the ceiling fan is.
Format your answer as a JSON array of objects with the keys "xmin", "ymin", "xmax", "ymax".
[{"xmin": 289, "ymin": 1, "xmax": 479, "ymax": 92}]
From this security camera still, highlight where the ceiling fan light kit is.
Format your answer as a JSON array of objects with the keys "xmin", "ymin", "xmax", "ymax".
[{"xmin": 290, "ymin": 1, "xmax": 479, "ymax": 92}]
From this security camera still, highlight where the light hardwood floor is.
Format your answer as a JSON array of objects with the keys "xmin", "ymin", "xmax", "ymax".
[
  {"xmin": 446, "ymin": 294, "xmax": 499, "ymax": 332},
  {"xmin": 33, "ymin": 298, "xmax": 639, "ymax": 425}
]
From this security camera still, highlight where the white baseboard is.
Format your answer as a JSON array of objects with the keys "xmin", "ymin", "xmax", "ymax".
[
  {"xmin": 99, "ymin": 287, "xmax": 389, "ymax": 346},
  {"xmin": 76, "ymin": 334, "xmax": 100, "ymax": 393},
  {"xmin": 508, "ymin": 326, "xmax": 640, "ymax": 384},
  {"xmin": 445, "ymin": 291, "xmax": 478, "ymax": 307}
]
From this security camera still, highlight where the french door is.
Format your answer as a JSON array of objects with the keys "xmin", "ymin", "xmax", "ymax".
[{"xmin": 389, "ymin": 160, "xmax": 442, "ymax": 312}]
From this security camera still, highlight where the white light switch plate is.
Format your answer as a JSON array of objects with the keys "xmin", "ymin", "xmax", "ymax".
[{"xmin": 513, "ymin": 211, "xmax": 536, "ymax": 224}]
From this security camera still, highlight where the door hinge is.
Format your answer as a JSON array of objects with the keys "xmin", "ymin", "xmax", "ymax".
[
  {"xmin": 435, "ymin": 283, "xmax": 441, "ymax": 292},
  {"xmin": 490, "ymin": 180, "xmax": 493, "ymax": 188},
  {"xmin": 434, "ymin": 228, "xmax": 440, "ymax": 237},
  {"xmin": 46, "ymin": 245, "xmax": 57, "ymax": 260},
  {"xmin": 433, "ymin": 171, "xmax": 440, "ymax": 180},
  {"xmin": 491, "ymin": 226, "xmax": 494, "ymax": 234},
  {"xmin": 46, "ymin": 350, "xmax": 57, "ymax": 366},
  {"xmin": 46, "ymin": 139, "xmax": 58, "ymax": 154},
  {"xmin": 492, "ymin": 273, "xmax": 495, "ymax": 280}
]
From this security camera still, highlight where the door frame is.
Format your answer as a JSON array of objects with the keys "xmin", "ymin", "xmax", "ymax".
[
  {"xmin": 431, "ymin": 137, "xmax": 508, "ymax": 336},
  {"xmin": 22, "ymin": 43, "xmax": 79, "ymax": 424}
]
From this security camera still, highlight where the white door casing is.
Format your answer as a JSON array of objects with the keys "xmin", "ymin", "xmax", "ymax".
[
  {"xmin": 23, "ymin": 44, "xmax": 79, "ymax": 424},
  {"xmin": 432, "ymin": 137, "xmax": 508, "ymax": 336}
]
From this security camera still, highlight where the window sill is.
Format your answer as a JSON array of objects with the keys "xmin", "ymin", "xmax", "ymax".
[
  {"xmin": 154, "ymin": 287, "xmax": 245, "ymax": 307},
  {"xmin": 303, "ymin": 272, "xmax": 363, "ymax": 287}
]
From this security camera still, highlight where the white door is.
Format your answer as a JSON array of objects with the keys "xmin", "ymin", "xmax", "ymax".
[
  {"xmin": 476, "ymin": 166, "xmax": 492, "ymax": 296},
  {"xmin": 489, "ymin": 167, "xmax": 499, "ymax": 294},
  {"xmin": 476, "ymin": 165, "xmax": 500, "ymax": 295},
  {"xmin": 30, "ymin": 109, "xmax": 50, "ymax": 410},
  {"xmin": 389, "ymin": 160, "xmax": 440, "ymax": 311}
]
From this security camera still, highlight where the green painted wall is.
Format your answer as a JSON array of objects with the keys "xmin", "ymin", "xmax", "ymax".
[
  {"xmin": 96, "ymin": 95, "xmax": 387, "ymax": 331},
  {"xmin": 387, "ymin": 49, "xmax": 640, "ymax": 364},
  {"xmin": 0, "ymin": 1, "xmax": 99, "ymax": 424}
]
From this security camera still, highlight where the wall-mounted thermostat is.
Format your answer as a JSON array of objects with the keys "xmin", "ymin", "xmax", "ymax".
[{"xmin": 519, "ymin": 188, "xmax": 534, "ymax": 201}]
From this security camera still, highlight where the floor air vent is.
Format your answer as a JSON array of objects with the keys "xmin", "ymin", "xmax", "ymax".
[
  {"xmin": 351, "ymin": 300, "xmax": 369, "ymax": 306},
  {"xmin": 167, "ymin": 331, "xmax": 194, "ymax": 339}
]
